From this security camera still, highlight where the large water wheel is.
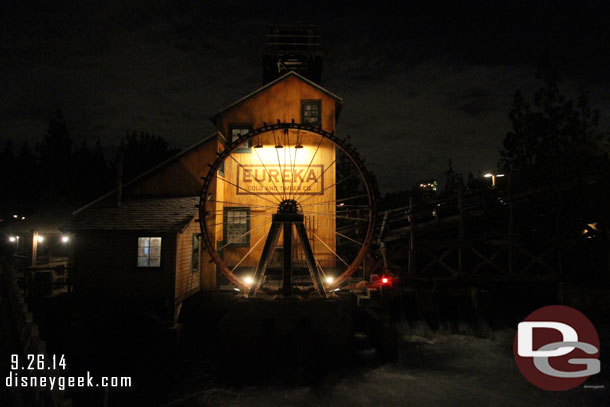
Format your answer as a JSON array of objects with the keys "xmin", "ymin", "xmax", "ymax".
[{"xmin": 199, "ymin": 121, "xmax": 377, "ymax": 297}]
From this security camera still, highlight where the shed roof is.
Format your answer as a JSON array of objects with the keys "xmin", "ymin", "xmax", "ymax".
[
  {"xmin": 63, "ymin": 196, "xmax": 199, "ymax": 233},
  {"xmin": 73, "ymin": 132, "xmax": 218, "ymax": 215}
]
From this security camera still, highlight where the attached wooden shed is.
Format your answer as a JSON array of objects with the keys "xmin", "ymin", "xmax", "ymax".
[
  {"xmin": 63, "ymin": 70, "xmax": 345, "ymax": 324},
  {"xmin": 63, "ymin": 134, "xmax": 222, "ymax": 324}
]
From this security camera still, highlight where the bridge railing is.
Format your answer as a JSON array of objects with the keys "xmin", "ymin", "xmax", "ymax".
[
  {"xmin": 0, "ymin": 260, "xmax": 72, "ymax": 407},
  {"xmin": 376, "ymin": 169, "xmax": 610, "ymax": 283}
]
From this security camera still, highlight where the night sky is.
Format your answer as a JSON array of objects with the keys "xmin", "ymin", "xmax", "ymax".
[{"xmin": 2, "ymin": 1, "xmax": 610, "ymax": 192}]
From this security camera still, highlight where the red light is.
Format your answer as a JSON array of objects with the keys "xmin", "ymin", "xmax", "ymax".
[{"xmin": 381, "ymin": 277, "xmax": 389, "ymax": 284}]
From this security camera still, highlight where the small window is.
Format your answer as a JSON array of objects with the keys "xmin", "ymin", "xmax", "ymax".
[
  {"xmin": 137, "ymin": 237, "xmax": 162, "ymax": 267},
  {"xmin": 223, "ymin": 208, "xmax": 250, "ymax": 247},
  {"xmin": 230, "ymin": 125, "xmax": 252, "ymax": 153},
  {"xmin": 192, "ymin": 233, "xmax": 200, "ymax": 273},
  {"xmin": 301, "ymin": 100, "xmax": 321, "ymax": 127}
]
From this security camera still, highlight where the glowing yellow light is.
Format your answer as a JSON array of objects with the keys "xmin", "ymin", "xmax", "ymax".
[
  {"xmin": 9, "ymin": 236, "xmax": 16, "ymax": 243},
  {"xmin": 244, "ymin": 276, "xmax": 254, "ymax": 285},
  {"xmin": 496, "ymin": 174, "xmax": 505, "ymax": 178},
  {"xmin": 61, "ymin": 236, "xmax": 70, "ymax": 243},
  {"xmin": 37, "ymin": 235, "xmax": 44, "ymax": 243},
  {"xmin": 13, "ymin": 214, "xmax": 18, "ymax": 218},
  {"xmin": 247, "ymin": 145, "xmax": 316, "ymax": 166},
  {"xmin": 484, "ymin": 173, "xmax": 493, "ymax": 178},
  {"xmin": 325, "ymin": 276, "xmax": 334, "ymax": 284}
]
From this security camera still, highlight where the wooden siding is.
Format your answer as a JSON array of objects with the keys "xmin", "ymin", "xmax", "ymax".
[
  {"xmin": 215, "ymin": 75, "xmax": 337, "ymax": 135},
  {"xmin": 175, "ymin": 219, "xmax": 201, "ymax": 305},
  {"xmin": 211, "ymin": 74, "xmax": 338, "ymax": 276},
  {"xmin": 125, "ymin": 139, "xmax": 222, "ymax": 197},
  {"xmin": 71, "ymin": 73, "xmax": 344, "ymax": 319},
  {"xmin": 71, "ymin": 231, "xmax": 177, "ymax": 321}
]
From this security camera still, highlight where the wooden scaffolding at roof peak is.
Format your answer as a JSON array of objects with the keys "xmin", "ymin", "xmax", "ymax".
[{"xmin": 262, "ymin": 25, "xmax": 323, "ymax": 85}]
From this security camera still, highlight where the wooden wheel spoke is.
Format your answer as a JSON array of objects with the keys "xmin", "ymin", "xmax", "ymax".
[
  {"xmin": 227, "ymin": 153, "xmax": 283, "ymax": 204},
  {"xmin": 303, "ymin": 211, "xmax": 370, "ymax": 222},
  {"xmin": 293, "ymin": 159, "xmax": 336, "ymax": 202},
  {"xmin": 271, "ymin": 126, "xmax": 288, "ymax": 201},
  {"xmin": 315, "ymin": 225, "xmax": 364, "ymax": 246},
  {"xmin": 289, "ymin": 129, "xmax": 300, "ymax": 200},
  {"xmin": 231, "ymin": 231, "xmax": 269, "ymax": 273},
  {"xmin": 253, "ymin": 146, "xmax": 284, "ymax": 200},
  {"xmin": 204, "ymin": 198, "xmax": 276, "ymax": 209},
  {"xmin": 293, "ymin": 133, "xmax": 324, "ymax": 200},
  {"xmin": 312, "ymin": 231, "xmax": 349, "ymax": 267},
  {"xmin": 216, "ymin": 175, "xmax": 278, "ymax": 205},
  {"xmin": 299, "ymin": 194, "xmax": 369, "ymax": 208},
  {"xmin": 299, "ymin": 171, "xmax": 358, "ymax": 205},
  {"xmin": 204, "ymin": 209, "xmax": 275, "ymax": 228},
  {"xmin": 218, "ymin": 219, "xmax": 273, "ymax": 250}
]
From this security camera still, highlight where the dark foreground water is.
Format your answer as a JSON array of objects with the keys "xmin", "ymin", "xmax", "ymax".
[{"xmin": 162, "ymin": 324, "xmax": 609, "ymax": 407}]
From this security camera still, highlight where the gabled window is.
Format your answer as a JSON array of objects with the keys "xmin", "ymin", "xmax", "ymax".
[
  {"xmin": 223, "ymin": 208, "xmax": 250, "ymax": 247},
  {"xmin": 229, "ymin": 125, "xmax": 252, "ymax": 153},
  {"xmin": 301, "ymin": 100, "xmax": 321, "ymax": 127},
  {"xmin": 137, "ymin": 237, "xmax": 162, "ymax": 267}
]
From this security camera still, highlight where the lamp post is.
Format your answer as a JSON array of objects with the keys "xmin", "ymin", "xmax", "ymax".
[{"xmin": 483, "ymin": 172, "xmax": 505, "ymax": 187}]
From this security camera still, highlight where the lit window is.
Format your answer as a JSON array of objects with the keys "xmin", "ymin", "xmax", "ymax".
[
  {"xmin": 230, "ymin": 125, "xmax": 252, "ymax": 153},
  {"xmin": 192, "ymin": 233, "xmax": 200, "ymax": 273},
  {"xmin": 301, "ymin": 100, "xmax": 321, "ymax": 127},
  {"xmin": 224, "ymin": 208, "xmax": 250, "ymax": 246},
  {"xmin": 137, "ymin": 237, "xmax": 162, "ymax": 267}
]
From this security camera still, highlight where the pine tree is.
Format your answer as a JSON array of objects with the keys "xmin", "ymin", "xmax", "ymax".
[{"xmin": 499, "ymin": 71, "xmax": 606, "ymax": 175}]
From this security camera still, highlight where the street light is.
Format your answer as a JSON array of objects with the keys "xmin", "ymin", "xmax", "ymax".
[{"xmin": 484, "ymin": 172, "xmax": 505, "ymax": 187}]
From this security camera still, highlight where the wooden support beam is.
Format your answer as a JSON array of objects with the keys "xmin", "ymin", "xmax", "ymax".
[{"xmin": 249, "ymin": 222, "xmax": 281, "ymax": 297}]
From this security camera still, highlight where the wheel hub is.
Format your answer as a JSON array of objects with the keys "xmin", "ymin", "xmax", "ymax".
[{"xmin": 277, "ymin": 199, "xmax": 301, "ymax": 214}]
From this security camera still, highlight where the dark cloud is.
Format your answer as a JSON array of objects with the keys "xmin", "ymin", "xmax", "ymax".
[{"xmin": 1, "ymin": 0, "xmax": 609, "ymax": 192}]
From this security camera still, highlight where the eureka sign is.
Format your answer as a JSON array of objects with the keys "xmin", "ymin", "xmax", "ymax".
[{"xmin": 236, "ymin": 165, "xmax": 324, "ymax": 196}]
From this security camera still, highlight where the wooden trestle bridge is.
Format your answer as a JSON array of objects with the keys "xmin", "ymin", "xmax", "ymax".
[{"xmin": 372, "ymin": 166, "xmax": 610, "ymax": 287}]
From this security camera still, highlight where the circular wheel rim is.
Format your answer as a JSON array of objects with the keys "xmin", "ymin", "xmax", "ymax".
[{"xmin": 199, "ymin": 122, "xmax": 378, "ymax": 292}]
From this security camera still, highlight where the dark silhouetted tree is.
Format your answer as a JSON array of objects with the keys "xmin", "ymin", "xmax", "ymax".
[
  {"xmin": 36, "ymin": 110, "xmax": 75, "ymax": 204},
  {"xmin": 0, "ymin": 112, "xmax": 183, "ymax": 221},
  {"xmin": 443, "ymin": 159, "xmax": 462, "ymax": 193},
  {"xmin": 72, "ymin": 138, "xmax": 112, "ymax": 202},
  {"xmin": 499, "ymin": 71, "xmax": 606, "ymax": 174},
  {"xmin": 120, "ymin": 131, "xmax": 180, "ymax": 181},
  {"xmin": 0, "ymin": 140, "xmax": 17, "ymax": 215}
]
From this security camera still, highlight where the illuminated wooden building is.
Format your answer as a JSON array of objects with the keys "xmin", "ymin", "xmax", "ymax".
[{"xmin": 65, "ymin": 70, "xmax": 344, "ymax": 324}]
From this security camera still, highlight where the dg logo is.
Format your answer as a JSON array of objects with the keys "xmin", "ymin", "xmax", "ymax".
[{"xmin": 513, "ymin": 305, "xmax": 601, "ymax": 391}]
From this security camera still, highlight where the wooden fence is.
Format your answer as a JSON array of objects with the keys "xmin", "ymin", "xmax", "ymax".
[{"xmin": 0, "ymin": 260, "xmax": 72, "ymax": 407}]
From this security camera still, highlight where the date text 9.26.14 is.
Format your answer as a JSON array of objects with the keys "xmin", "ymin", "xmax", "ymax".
[{"xmin": 10, "ymin": 354, "xmax": 67, "ymax": 371}]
